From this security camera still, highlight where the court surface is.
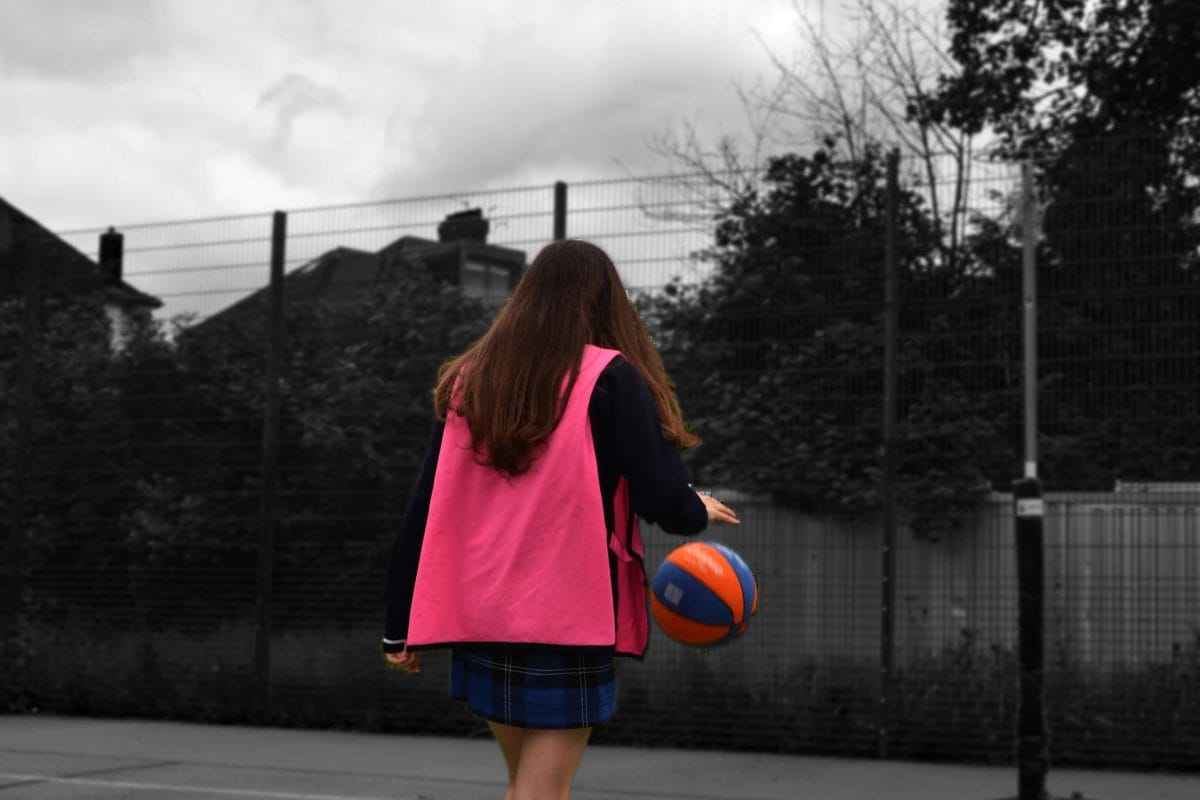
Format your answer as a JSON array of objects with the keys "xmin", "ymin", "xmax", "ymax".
[{"xmin": 1, "ymin": 715, "xmax": 1197, "ymax": 799}]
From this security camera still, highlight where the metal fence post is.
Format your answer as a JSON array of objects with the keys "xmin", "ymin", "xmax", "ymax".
[
  {"xmin": 2, "ymin": 234, "xmax": 39, "ymax": 707},
  {"xmin": 553, "ymin": 181, "xmax": 567, "ymax": 240},
  {"xmin": 1015, "ymin": 160, "xmax": 1049, "ymax": 800},
  {"xmin": 255, "ymin": 210, "xmax": 287, "ymax": 720},
  {"xmin": 878, "ymin": 148, "xmax": 900, "ymax": 759}
]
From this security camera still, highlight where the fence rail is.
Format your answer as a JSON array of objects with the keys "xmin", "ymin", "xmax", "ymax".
[{"xmin": 2, "ymin": 141, "xmax": 1199, "ymax": 771}]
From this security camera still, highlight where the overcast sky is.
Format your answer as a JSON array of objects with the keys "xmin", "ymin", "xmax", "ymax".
[{"xmin": 0, "ymin": 0, "xmax": 849, "ymax": 231}]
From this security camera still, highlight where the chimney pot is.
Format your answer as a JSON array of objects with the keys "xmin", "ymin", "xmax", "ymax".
[
  {"xmin": 437, "ymin": 208, "xmax": 489, "ymax": 243},
  {"xmin": 99, "ymin": 226, "xmax": 124, "ymax": 283}
]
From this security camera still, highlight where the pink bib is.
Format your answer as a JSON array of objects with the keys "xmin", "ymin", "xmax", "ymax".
[{"xmin": 407, "ymin": 345, "xmax": 648, "ymax": 655}]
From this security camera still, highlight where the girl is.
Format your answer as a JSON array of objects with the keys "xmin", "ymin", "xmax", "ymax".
[{"xmin": 382, "ymin": 239, "xmax": 737, "ymax": 800}]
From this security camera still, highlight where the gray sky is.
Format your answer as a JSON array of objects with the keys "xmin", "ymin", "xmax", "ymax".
[{"xmin": 0, "ymin": 0, "xmax": 830, "ymax": 230}]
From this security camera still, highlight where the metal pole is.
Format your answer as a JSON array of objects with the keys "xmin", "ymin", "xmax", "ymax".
[
  {"xmin": 3, "ymin": 234, "xmax": 39, "ymax": 702},
  {"xmin": 1022, "ymin": 163, "xmax": 1038, "ymax": 482},
  {"xmin": 255, "ymin": 210, "xmax": 286, "ymax": 720},
  {"xmin": 1015, "ymin": 160, "xmax": 1048, "ymax": 800},
  {"xmin": 878, "ymin": 148, "xmax": 900, "ymax": 759},
  {"xmin": 553, "ymin": 181, "xmax": 568, "ymax": 241}
]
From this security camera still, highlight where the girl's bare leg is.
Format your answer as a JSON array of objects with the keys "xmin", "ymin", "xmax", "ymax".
[
  {"xmin": 488, "ymin": 721, "xmax": 525, "ymax": 800},
  {"xmin": 488, "ymin": 721, "xmax": 592, "ymax": 800}
]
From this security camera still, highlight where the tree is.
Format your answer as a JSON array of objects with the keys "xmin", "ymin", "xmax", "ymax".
[
  {"xmin": 127, "ymin": 267, "xmax": 491, "ymax": 623},
  {"xmin": 650, "ymin": 0, "xmax": 980, "ymax": 266},
  {"xmin": 925, "ymin": 0, "xmax": 1200, "ymax": 489},
  {"xmin": 637, "ymin": 2, "xmax": 1055, "ymax": 535},
  {"xmin": 927, "ymin": 0, "xmax": 1200, "ymax": 151},
  {"xmin": 643, "ymin": 141, "xmax": 1014, "ymax": 537},
  {"xmin": 0, "ymin": 292, "xmax": 174, "ymax": 621},
  {"xmin": 2, "ymin": 262, "xmax": 492, "ymax": 626}
]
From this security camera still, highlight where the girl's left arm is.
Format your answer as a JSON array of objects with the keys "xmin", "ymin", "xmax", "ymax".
[{"xmin": 597, "ymin": 359, "xmax": 708, "ymax": 535}]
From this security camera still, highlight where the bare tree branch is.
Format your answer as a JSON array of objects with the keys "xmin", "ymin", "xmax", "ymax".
[{"xmin": 646, "ymin": 0, "xmax": 983, "ymax": 267}]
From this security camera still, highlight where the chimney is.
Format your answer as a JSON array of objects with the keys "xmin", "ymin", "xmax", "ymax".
[
  {"xmin": 99, "ymin": 226, "xmax": 124, "ymax": 283},
  {"xmin": 437, "ymin": 208, "xmax": 489, "ymax": 243}
]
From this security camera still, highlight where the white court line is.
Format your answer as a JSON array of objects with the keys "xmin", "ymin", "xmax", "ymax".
[{"xmin": 0, "ymin": 772, "xmax": 408, "ymax": 800}]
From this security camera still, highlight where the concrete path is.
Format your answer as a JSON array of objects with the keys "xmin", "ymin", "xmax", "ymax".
[{"xmin": 1, "ymin": 715, "xmax": 1196, "ymax": 799}]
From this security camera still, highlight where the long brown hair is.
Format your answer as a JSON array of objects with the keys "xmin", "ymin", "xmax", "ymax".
[{"xmin": 433, "ymin": 239, "xmax": 699, "ymax": 475}]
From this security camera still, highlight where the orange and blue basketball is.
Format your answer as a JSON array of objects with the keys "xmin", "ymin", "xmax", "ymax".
[{"xmin": 650, "ymin": 541, "xmax": 758, "ymax": 646}]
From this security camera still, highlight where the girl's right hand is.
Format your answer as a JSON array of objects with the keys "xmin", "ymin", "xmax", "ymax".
[
  {"xmin": 384, "ymin": 649, "xmax": 421, "ymax": 674},
  {"xmin": 699, "ymin": 493, "xmax": 740, "ymax": 525}
]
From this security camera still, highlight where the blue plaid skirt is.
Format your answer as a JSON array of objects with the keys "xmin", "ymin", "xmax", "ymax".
[{"xmin": 450, "ymin": 647, "xmax": 616, "ymax": 729}]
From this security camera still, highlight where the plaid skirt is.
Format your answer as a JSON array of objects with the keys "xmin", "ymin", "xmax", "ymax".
[{"xmin": 450, "ymin": 647, "xmax": 616, "ymax": 729}]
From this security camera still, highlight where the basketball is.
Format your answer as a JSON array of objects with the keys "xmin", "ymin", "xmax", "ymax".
[{"xmin": 650, "ymin": 541, "xmax": 758, "ymax": 646}]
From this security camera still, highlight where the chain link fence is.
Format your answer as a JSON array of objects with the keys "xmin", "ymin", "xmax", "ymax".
[{"xmin": 2, "ymin": 139, "xmax": 1198, "ymax": 770}]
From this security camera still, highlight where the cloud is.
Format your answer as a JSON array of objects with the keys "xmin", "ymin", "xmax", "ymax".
[
  {"xmin": 257, "ymin": 73, "xmax": 347, "ymax": 150},
  {"xmin": 0, "ymin": 0, "xmax": 165, "ymax": 82},
  {"xmin": 2, "ymin": 0, "xmax": 804, "ymax": 230},
  {"xmin": 373, "ymin": 0, "xmax": 785, "ymax": 195}
]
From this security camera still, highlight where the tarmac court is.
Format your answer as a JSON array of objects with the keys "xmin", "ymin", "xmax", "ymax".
[{"xmin": 2, "ymin": 715, "xmax": 1198, "ymax": 799}]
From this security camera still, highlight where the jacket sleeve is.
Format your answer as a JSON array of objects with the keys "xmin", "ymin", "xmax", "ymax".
[
  {"xmin": 593, "ymin": 358, "xmax": 708, "ymax": 535},
  {"xmin": 382, "ymin": 420, "xmax": 445, "ymax": 652}
]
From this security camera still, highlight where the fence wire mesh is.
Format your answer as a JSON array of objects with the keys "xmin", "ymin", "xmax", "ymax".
[{"xmin": 2, "ymin": 139, "xmax": 1198, "ymax": 770}]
